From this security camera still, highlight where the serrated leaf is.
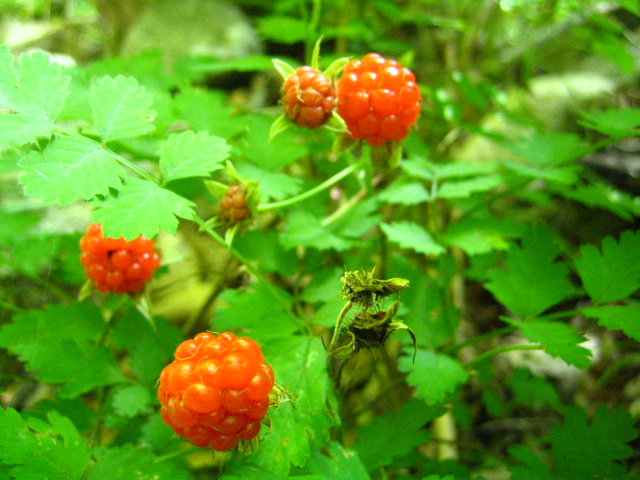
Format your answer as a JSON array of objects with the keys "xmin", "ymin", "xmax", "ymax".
[
  {"xmin": 381, "ymin": 221, "xmax": 446, "ymax": 256},
  {"xmin": 245, "ymin": 336, "xmax": 337, "ymax": 475},
  {"xmin": 306, "ymin": 441, "xmax": 371, "ymax": 480},
  {"xmin": 19, "ymin": 135, "xmax": 125, "ymax": 206},
  {"xmin": 378, "ymin": 180, "xmax": 430, "ymax": 205},
  {"xmin": 0, "ymin": 408, "xmax": 90, "ymax": 480},
  {"xmin": 506, "ymin": 319, "xmax": 592, "ymax": 368},
  {"xmin": 398, "ymin": 348, "xmax": 469, "ymax": 405},
  {"xmin": 159, "ymin": 130, "xmax": 229, "ymax": 182},
  {"xmin": 92, "ymin": 178, "xmax": 195, "ymax": 240},
  {"xmin": 86, "ymin": 444, "xmax": 190, "ymax": 480},
  {"xmin": 580, "ymin": 108, "xmax": 640, "ymax": 138},
  {"xmin": 486, "ymin": 225, "xmax": 576, "ymax": 318},
  {"xmin": 435, "ymin": 175, "xmax": 503, "ymax": 199},
  {"xmin": 508, "ymin": 444, "xmax": 557, "ymax": 480},
  {"xmin": 0, "ymin": 46, "xmax": 70, "ymax": 145},
  {"xmin": 574, "ymin": 230, "xmax": 640, "ymax": 304},
  {"xmin": 504, "ymin": 133, "xmax": 586, "ymax": 165},
  {"xmin": 280, "ymin": 210, "xmax": 354, "ymax": 251},
  {"xmin": 112, "ymin": 385, "xmax": 152, "ymax": 418},
  {"xmin": 172, "ymin": 87, "xmax": 245, "ymax": 138},
  {"xmin": 441, "ymin": 217, "xmax": 524, "ymax": 255},
  {"xmin": 235, "ymin": 160, "xmax": 305, "ymax": 201},
  {"xmin": 581, "ymin": 304, "xmax": 640, "ymax": 342},
  {"xmin": 550, "ymin": 406, "xmax": 638, "ymax": 479},
  {"xmin": 91, "ymin": 75, "xmax": 155, "ymax": 142},
  {"xmin": 354, "ymin": 399, "xmax": 444, "ymax": 470}
]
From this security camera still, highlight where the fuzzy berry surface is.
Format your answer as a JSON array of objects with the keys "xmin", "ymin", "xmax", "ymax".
[
  {"xmin": 282, "ymin": 66, "xmax": 335, "ymax": 128},
  {"xmin": 79, "ymin": 223, "xmax": 160, "ymax": 294},
  {"xmin": 158, "ymin": 332, "xmax": 274, "ymax": 452},
  {"xmin": 336, "ymin": 53, "xmax": 421, "ymax": 146},
  {"xmin": 219, "ymin": 184, "xmax": 251, "ymax": 224}
]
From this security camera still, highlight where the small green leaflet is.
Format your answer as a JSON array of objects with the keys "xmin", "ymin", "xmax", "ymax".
[
  {"xmin": 111, "ymin": 385, "xmax": 152, "ymax": 418},
  {"xmin": 435, "ymin": 175, "xmax": 503, "ymax": 199},
  {"xmin": 280, "ymin": 210, "xmax": 354, "ymax": 251},
  {"xmin": 381, "ymin": 221, "xmax": 446, "ymax": 256},
  {"xmin": 90, "ymin": 75, "xmax": 155, "ymax": 142},
  {"xmin": 92, "ymin": 178, "xmax": 195, "ymax": 240},
  {"xmin": 258, "ymin": 15, "xmax": 308, "ymax": 44},
  {"xmin": 550, "ymin": 406, "xmax": 638, "ymax": 479},
  {"xmin": 378, "ymin": 180, "xmax": 430, "ymax": 205},
  {"xmin": 86, "ymin": 444, "xmax": 191, "ymax": 480},
  {"xmin": 398, "ymin": 348, "xmax": 468, "ymax": 405},
  {"xmin": 548, "ymin": 181, "xmax": 640, "ymax": 221},
  {"xmin": 0, "ymin": 303, "xmax": 126, "ymax": 397},
  {"xmin": 159, "ymin": 130, "xmax": 229, "ymax": 183},
  {"xmin": 486, "ymin": 225, "xmax": 576, "ymax": 319},
  {"xmin": 581, "ymin": 304, "xmax": 640, "ymax": 342},
  {"xmin": 306, "ymin": 442, "xmax": 371, "ymax": 480},
  {"xmin": 0, "ymin": 408, "xmax": 90, "ymax": 480},
  {"xmin": 0, "ymin": 46, "xmax": 70, "ymax": 145},
  {"xmin": 19, "ymin": 135, "xmax": 125, "ymax": 206},
  {"xmin": 503, "ymin": 132, "xmax": 586, "ymax": 165},
  {"xmin": 505, "ymin": 319, "xmax": 592, "ymax": 369},
  {"xmin": 441, "ymin": 216, "xmax": 524, "ymax": 255},
  {"xmin": 574, "ymin": 229, "xmax": 640, "ymax": 305},
  {"xmin": 354, "ymin": 399, "xmax": 444, "ymax": 471},
  {"xmin": 580, "ymin": 108, "xmax": 640, "ymax": 138}
]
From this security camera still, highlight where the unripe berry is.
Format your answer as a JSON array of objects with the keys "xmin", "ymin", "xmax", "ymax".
[
  {"xmin": 218, "ymin": 184, "xmax": 251, "ymax": 224},
  {"xmin": 282, "ymin": 66, "xmax": 336, "ymax": 128}
]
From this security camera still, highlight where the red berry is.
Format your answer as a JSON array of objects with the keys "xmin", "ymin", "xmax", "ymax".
[
  {"xmin": 157, "ymin": 332, "xmax": 274, "ymax": 452},
  {"xmin": 336, "ymin": 53, "xmax": 421, "ymax": 146},
  {"xmin": 218, "ymin": 184, "xmax": 251, "ymax": 224},
  {"xmin": 281, "ymin": 66, "xmax": 336, "ymax": 128},
  {"xmin": 78, "ymin": 223, "xmax": 160, "ymax": 294}
]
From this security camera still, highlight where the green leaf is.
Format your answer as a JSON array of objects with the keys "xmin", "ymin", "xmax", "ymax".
[
  {"xmin": 159, "ymin": 130, "xmax": 229, "ymax": 182},
  {"xmin": 306, "ymin": 442, "xmax": 371, "ymax": 480},
  {"xmin": 0, "ymin": 46, "xmax": 70, "ymax": 145},
  {"xmin": 172, "ymin": 88, "xmax": 244, "ymax": 138},
  {"xmin": 441, "ymin": 217, "xmax": 524, "ymax": 255},
  {"xmin": 235, "ymin": 160, "xmax": 305, "ymax": 201},
  {"xmin": 504, "ymin": 133, "xmax": 586, "ymax": 165},
  {"xmin": 548, "ymin": 180, "xmax": 640, "ymax": 221},
  {"xmin": 354, "ymin": 399, "xmax": 444, "ymax": 471},
  {"xmin": 246, "ymin": 336, "xmax": 337, "ymax": 476},
  {"xmin": 581, "ymin": 304, "xmax": 640, "ymax": 342},
  {"xmin": 508, "ymin": 444, "xmax": 557, "ymax": 480},
  {"xmin": 506, "ymin": 319, "xmax": 592, "ymax": 369},
  {"xmin": 0, "ymin": 408, "xmax": 90, "ymax": 480},
  {"xmin": 111, "ymin": 385, "xmax": 152, "ymax": 418},
  {"xmin": 234, "ymin": 230, "xmax": 298, "ymax": 276},
  {"xmin": 550, "ymin": 406, "xmax": 638, "ymax": 479},
  {"xmin": 0, "ymin": 303, "xmax": 126, "ymax": 397},
  {"xmin": 19, "ymin": 135, "xmax": 125, "ymax": 206},
  {"xmin": 580, "ymin": 108, "xmax": 640, "ymax": 138},
  {"xmin": 398, "ymin": 348, "xmax": 469, "ymax": 405},
  {"xmin": 381, "ymin": 221, "xmax": 446, "ymax": 256},
  {"xmin": 280, "ymin": 210, "xmax": 354, "ymax": 251},
  {"xmin": 508, "ymin": 368, "xmax": 561, "ymax": 410},
  {"xmin": 574, "ymin": 230, "xmax": 640, "ymax": 304},
  {"xmin": 90, "ymin": 75, "xmax": 155, "ymax": 142},
  {"xmin": 486, "ymin": 226, "xmax": 576, "ymax": 318},
  {"xmin": 435, "ymin": 175, "xmax": 503, "ymax": 199},
  {"xmin": 92, "ymin": 178, "xmax": 195, "ymax": 240},
  {"xmin": 378, "ymin": 180, "xmax": 430, "ymax": 205},
  {"xmin": 257, "ymin": 15, "xmax": 309, "ymax": 44},
  {"xmin": 213, "ymin": 282, "xmax": 297, "ymax": 340},
  {"xmin": 86, "ymin": 444, "xmax": 190, "ymax": 480}
]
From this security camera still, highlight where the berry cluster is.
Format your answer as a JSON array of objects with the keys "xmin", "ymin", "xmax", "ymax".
[
  {"xmin": 281, "ymin": 66, "xmax": 335, "ymax": 128},
  {"xmin": 336, "ymin": 53, "xmax": 421, "ymax": 146},
  {"xmin": 218, "ymin": 184, "xmax": 251, "ymax": 224},
  {"xmin": 158, "ymin": 332, "xmax": 274, "ymax": 452},
  {"xmin": 79, "ymin": 223, "xmax": 160, "ymax": 294}
]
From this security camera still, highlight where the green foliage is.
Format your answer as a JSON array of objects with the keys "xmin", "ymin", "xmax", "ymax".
[
  {"xmin": 159, "ymin": 130, "xmax": 229, "ymax": 183},
  {"xmin": 381, "ymin": 221, "xmax": 446, "ymax": 256}
]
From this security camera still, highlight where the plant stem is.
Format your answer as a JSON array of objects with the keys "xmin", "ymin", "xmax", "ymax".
[
  {"xmin": 328, "ymin": 300, "xmax": 353, "ymax": 352},
  {"xmin": 257, "ymin": 158, "xmax": 364, "ymax": 212},
  {"xmin": 445, "ymin": 326, "xmax": 516, "ymax": 354},
  {"xmin": 191, "ymin": 215, "xmax": 308, "ymax": 333},
  {"xmin": 466, "ymin": 344, "xmax": 545, "ymax": 370}
]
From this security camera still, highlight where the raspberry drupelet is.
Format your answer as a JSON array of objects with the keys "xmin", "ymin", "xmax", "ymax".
[{"xmin": 281, "ymin": 66, "xmax": 336, "ymax": 128}]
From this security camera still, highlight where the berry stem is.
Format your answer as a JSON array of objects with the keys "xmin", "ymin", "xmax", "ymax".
[
  {"xmin": 191, "ymin": 215, "xmax": 308, "ymax": 333},
  {"xmin": 465, "ymin": 344, "xmax": 545, "ymax": 371},
  {"xmin": 328, "ymin": 300, "xmax": 353, "ymax": 353},
  {"xmin": 257, "ymin": 157, "xmax": 365, "ymax": 212}
]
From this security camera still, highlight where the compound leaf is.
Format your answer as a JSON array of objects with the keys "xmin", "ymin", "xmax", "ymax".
[
  {"xmin": 506, "ymin": 319, "xmax": 592, "ymax": 369},
  {"xmin": 19, "ymin": 135, "xmax": 125, "ymax": 206},
  {"xmin": 486, "ymin": 225, "xmax": 576, "ymax": 318},
  {"xmin": 86, "ymin": 444, "xmax": 190, "ymax": 480},
  {"xmin": 398, "ymin": 348, "xmax": 468, "ymax": 405},
  {"xmin": 550, "ymin": 406, "xmax": 638, "ymax": 479},
  {"xmin": 90, "ymin": 75, "xmax": 155, "ymax": 142},
  {"xmin": 354, "ymin": 399, "xmax": 444, "ymax": 471},
  {"xmin": 159, "ymin": 130, "xmax": 229, "ymax": 183},
  {"xmin": 92, "ymin": 178, "xmax": 195, "ymax": 240},
  {"xmin": 0, "ymin": 46, "xmax": 70, "ymax": 145},
  {"xmin": 381, "ymin": 221, "xmax": 446, "ymax": 256},
  {"xmin": 574, "ymin": 229, "xmax": 640, "ymax": 304},
  {"xmin": 0, "ymin": 408, "xmax": 90, "ymax": 480}
]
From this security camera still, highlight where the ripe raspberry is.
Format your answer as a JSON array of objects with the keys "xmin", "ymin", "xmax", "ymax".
[
  {"xmin": 158, "ymin": 332, "xmax": 275, "ymax": 452},
  {"xmin": 281, "ymin": 66, "xmax": 336, "ymax": 128},
  {"xmin": 79, "ymin": 223, "xmax": 160, "ymax": 294},
  {"xmin": 336, "ymin": 53, "xmax": 421, "ymax": 146},
  {"xmin": 218, "ymin": 184, "xmax": 251, "ymax": 224}
]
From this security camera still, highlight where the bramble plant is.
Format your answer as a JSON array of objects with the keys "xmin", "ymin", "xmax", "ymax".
[{"xmin": 1, "ymin": 1, "xmax": 640, "ymax": 479}]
